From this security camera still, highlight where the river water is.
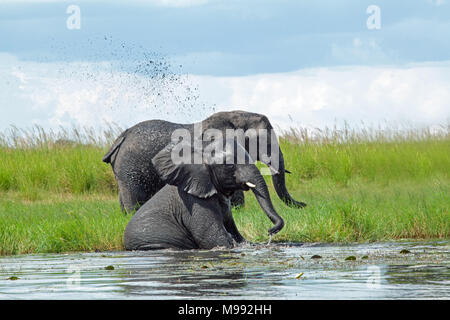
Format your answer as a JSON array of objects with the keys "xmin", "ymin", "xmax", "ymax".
[{"xmin": 0, "ymin": 241, "xmax": 448, "ymax": 299}]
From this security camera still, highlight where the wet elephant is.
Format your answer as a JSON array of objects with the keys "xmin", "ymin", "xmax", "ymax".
[{"xmin": 103, "ymin": 110, "xmax": 306, "ymax": 213}]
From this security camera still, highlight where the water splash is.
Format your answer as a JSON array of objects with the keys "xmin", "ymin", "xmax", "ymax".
[{"xmin": 44, "ymin": 35, "xmax": 215, "ymax": 127}]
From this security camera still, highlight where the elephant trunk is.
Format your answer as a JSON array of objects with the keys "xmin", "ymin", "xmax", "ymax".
[
  {"xmin": 248, "ymin": 167, "xmax": 284, "ymax": 236},
  {"xmin": 271, "ymin": 147, "xmax": 307, "ymax": 208}
]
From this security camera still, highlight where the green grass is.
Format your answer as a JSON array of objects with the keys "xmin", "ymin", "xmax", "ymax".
[
  {"xmin": 0, "ymin": 125, "xmax": 119, "ymax": 199},
  {"xmin": 0, "ymin": 123, "xmax": 448, "ymax": 255},
  {"xmin": 235, "ymin": 177, "xmax": 449, "ymax": 243},
  {"xmin": 0, "ymin": 194, "xmax": 129, "ymax": 255}
]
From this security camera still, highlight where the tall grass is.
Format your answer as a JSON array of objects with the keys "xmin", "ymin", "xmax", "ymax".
[
  {"xmin": 234, "ymin": 178, "xmax": 449, "ymax": 243},
  {"xmin": 0, "ymin": 124, "xmax": 121, "ymax": 200},
  {"xmin": 0, "ymin": 122, "xmax": 449, "ymax": 254},
  {"xmin": 0, "ymin": 196, "xmax": 129, "ymax": 255},
  {"xmin": 0, "ymin": 123, "xmax": 122, "ymax": 149},
  {"xmin": 1, "ymin": 122, "xmax": 448, "ymax": 197},
  {"xmin": 280, "ymin": 123, "xmax": 449, "ymax": 186}
]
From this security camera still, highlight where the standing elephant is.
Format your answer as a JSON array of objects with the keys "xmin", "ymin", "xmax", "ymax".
[
  {"xmin": 124, "ymin": 139, "xmax": 284, "ymax": 250},
  {"xmin": 103, "ymin": 110, "xmax": 306, "ymax": 213}
]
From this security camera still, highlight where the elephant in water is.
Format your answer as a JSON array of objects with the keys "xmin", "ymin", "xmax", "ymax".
[
  {"xmin": 124, "ymin": 138, "xmax": 284, "ymax": 250},
  {"xmin": 103, "ymin": 110, "xmax": 306, "ymax": 213}
]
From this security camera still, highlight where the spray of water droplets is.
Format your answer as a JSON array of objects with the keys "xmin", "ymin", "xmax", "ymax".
[{"xmin": 48, "ymin": 35, "xmax": 216, "ymax": 125}]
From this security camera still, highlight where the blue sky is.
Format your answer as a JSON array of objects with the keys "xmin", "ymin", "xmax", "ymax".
[{"xmin": 1, "ymin": 0, "xmax": 449, "ymax": 130}]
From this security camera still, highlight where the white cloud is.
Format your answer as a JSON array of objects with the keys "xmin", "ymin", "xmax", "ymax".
[
  {"xmin": 1, "ymin": 52, "xmax": 449, "ymax": 132},
  {"xmin": 191, "ymin": 62, "xmax": 450, "ymax": 130},
  {"xmin": 0, "ymin": 53, "xmax": 213, "ymax": 130}
]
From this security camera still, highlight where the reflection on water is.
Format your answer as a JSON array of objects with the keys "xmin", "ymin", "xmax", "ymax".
[{"xmin": 0, "ymin": 241, "xmax": 448, "ymax": 299}]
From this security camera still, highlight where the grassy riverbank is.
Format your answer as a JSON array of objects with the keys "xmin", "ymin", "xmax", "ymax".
[{"xmin": 0, "ymin": 124, "xmax": 449, "ymax": 255}]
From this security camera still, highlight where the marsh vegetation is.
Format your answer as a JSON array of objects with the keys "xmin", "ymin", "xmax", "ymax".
[{"xmin": 0, "ymin": 123, "xmax": 448, "ymax": 255}]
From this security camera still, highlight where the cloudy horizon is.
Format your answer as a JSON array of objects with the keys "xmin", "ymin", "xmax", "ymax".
[{"xmin": 1, "ymin": 0, "xmax": 449, "ymax": 132}]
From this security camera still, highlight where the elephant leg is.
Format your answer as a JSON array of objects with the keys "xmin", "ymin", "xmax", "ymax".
[
  {"xmin": 195, "ymin": 224, "xmax": 234, "ymax": 249},
  {"xmin": 117, "ymin": 180, "xmax": 143, "ymax": 214},
  {"xmin": 230, "ymin": 190, "xmax": 245, "ymax": 208},
  {"xmin": 191, "ymin": 210, "xmax": 234, "ymax": 249},
  {"xmin": 119, "ymin": 193, "xmax": 125, "ymax": 212},
  {"xmin": 117, "ymin": 173, "xmax": 163, "ymax": 214},
  {"xmin": 223, "ymin": 209, "xmax": 246, "ymax": 243}
]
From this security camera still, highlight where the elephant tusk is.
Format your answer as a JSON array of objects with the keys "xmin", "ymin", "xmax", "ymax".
[{"xmin": 246, "ymin": 182, "xmax": 256, "ymax": 188}]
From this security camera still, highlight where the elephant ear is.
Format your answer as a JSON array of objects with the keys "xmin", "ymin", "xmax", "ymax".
[{"xmin": 152, "ymin": 142, "xmax": 218, "ymax": 198}]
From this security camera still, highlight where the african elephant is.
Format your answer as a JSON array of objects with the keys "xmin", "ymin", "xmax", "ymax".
[
  {"xmin": 123, "ymin": 138, "xmax": 284, "ymax": 250},
  {"xmin": 103, "ymin": 110, "xmax": 306, "ymax": 213}
]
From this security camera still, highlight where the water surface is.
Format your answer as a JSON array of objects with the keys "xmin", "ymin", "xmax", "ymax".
[{"xmin": 0, "ymin": 241, "xmax": 448, "ymax": 299}]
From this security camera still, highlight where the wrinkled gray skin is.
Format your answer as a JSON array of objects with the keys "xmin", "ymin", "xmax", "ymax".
[
  {"xmin": 124, "ymin": 139, "xmax": 284, "ymax": 250},
  {"xmin": 103, "ymin": 110, "xmax": 306, "ymax": 213}
]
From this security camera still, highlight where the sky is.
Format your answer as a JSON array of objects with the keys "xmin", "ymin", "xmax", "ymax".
[{"xmin": 0, "ymin": 0, "xmax": 449, "ymax": 131}]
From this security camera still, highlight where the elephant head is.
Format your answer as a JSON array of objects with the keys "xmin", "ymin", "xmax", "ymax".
[
  {"xmin": 151, "ymin": 138, "xmax": 285, "ymax": 236},
  {"xmin": 203, "ymin": 111, "xmax": 306, "ymax": 208}
]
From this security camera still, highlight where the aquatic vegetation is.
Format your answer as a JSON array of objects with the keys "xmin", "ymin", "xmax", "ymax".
[
  {"xmin": 345, "ymin": 256, "xmax": 357, "ymax": 261},
  {"xmin": 0, "ymin": 241, "xmax": 447, "ymax": 299},
  {"xmin": 295, "ymin": 272, "xmax": 304, "ymax": 279}
]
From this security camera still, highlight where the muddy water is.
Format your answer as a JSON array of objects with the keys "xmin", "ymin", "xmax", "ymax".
[{"xmin": 0, "ymin": 241, "xmax": 448, "ymax": 299}]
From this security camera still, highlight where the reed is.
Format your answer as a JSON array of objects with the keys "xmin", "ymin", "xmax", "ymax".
[{"xmin": 0, "ymin": 122, "xmax": 448, "ymax": 255}]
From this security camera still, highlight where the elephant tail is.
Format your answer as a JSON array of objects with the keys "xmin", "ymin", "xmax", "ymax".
[{"xmin": 102, "ymin": 129, "xmax": 128, "ymax": 163}]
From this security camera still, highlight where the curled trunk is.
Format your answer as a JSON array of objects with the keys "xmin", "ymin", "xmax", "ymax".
[
  {"xmin": 249, "ymin": 168, "xmax": 284, "ymax": 236},
  {"xmin": 271, "ymin": 147, "xmax": 307, "ymax": 208}
]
